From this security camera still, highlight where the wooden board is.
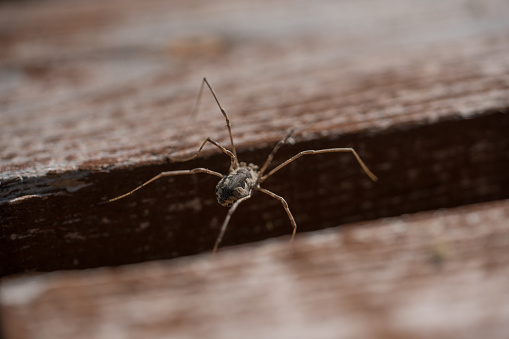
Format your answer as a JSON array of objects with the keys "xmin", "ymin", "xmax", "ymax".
[
  {"xmin": 1, "ymin": 0, "xmax": 509, "ymax": 337},
  {"xmin": 1, "ymin": 0, "xmax": 509, "ymax": 276},
  {"xmin": 2, "ymin": 0, "xmax": 509, "ymax": 178},
  {"xmin": 2, "ymin": 199, "xmax": 509, "ymax": 339}
]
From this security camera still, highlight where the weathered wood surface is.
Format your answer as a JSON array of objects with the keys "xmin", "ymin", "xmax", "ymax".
[
  {"xmin": 1, "ymin": 0, "xmax": 509, "ymax": 277},
  {"xmin": 2, "ymin": 199, "xmax": 509, "ymax": 339},
  {"xmin": 1, "ymin": 0, "xmax": 509, "ymax": 336},
  {"xmin": 3, "ymin": 109, "xmax": 509, "ymax": 276},
  {"xmin": 2, "ymin": 0, "xmax": 509, "ymax": 178}
]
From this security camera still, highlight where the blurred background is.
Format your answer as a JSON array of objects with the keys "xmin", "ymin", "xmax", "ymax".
[{"xmin": 2, "ymin": 0, "xmax": 508, "ymax": 176}]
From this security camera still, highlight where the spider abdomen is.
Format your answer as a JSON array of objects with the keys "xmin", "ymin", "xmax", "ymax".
[{"xmin": 215, "ymin": 165, "xmax": 258, "ymax": 207}]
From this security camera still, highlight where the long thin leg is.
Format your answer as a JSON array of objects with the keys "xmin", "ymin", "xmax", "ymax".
[
  {"xmin": 259, "ymin": 148, "xmax": 378, "ymax": 183},
  {"xmin": 213, "ymin": 194, "xmax": 251, "ymax": 253},
  {"xmin": 99, "ymin": 168, "xmax": 223, "ymax": 204},
  {"xmin": 257, "ymin": 187, "xmax": 297, "ymax": 241},
  {"xmin": 172, "ymin": 137, "xmax": 236, "ymax": 171},
  {"xmin": 259, "ymin": 127, "xmax": 297, "ymax": 176},
  {"xmin": 189, "ymin": 77, "xmax": 206, "ymax": 123},
  {"xmin": 193, "ymin": 77, "xmax": 239, "ymax": 168},
  {"xmin": 171, "ymin": 80, "xmax": 206, "ymax": 155}
]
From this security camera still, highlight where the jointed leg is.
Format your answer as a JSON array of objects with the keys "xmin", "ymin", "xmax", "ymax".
[
  {"xmin": 259, "ymin": 127, "xmax": 297, "ymax": 176},
  {"xmin": 213, "ymin": 194, "xmax": 252, "ymax": 253},
  {"xmin": 257, "ymin": 187, "xmax": 297, "ymax": 241},
  {"xmin": 260, "ymin": 148, "xmax": 378, "ymax": 183},
  {"xmin": 172, "ymin": 137, "xmax": 236, "ymax": 171},
  {"xmin": 189, "ymin": 77, "xmax": 207, "ymax": 123},
  {"xmin": 100, "ymin": 168, "xmax": 223, "ymax": 204},
  {"xmin": 192, "ymin": 77, "xmax": 239, "ymax": 168}
]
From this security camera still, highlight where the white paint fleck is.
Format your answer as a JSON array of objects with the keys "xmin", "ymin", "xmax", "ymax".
[{"xmin": 8, "ymin": 195, "xmax": 42, "ymax": 204}]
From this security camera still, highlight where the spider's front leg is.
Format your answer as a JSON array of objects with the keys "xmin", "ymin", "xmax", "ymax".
[{"xmin": 98, "ymin": 168, "xmax": 223, "ymax": 204}]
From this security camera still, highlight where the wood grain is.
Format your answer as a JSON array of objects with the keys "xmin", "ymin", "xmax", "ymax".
[
  {"xmin": 1, "ymin": 0, "xmax": 509, "ymax": 336},
  {"xmin": 2, "ymin": 0, "xmax": 509, "ymax": 272},
  {"xmin": 2, "ymin": 199, "xmax": 509, "ymax": 339},
  {"xmin": 2, "ymin": 0, "xmax": 509, "ymax": 178}
]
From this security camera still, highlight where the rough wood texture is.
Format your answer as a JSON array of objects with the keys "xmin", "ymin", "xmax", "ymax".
[
  {"xmin": 2, "ymin": 0, "xmax": 509, "ymax": 177},
  {"xmin": 1, "ymin": 0, "xmax": 509, "ymax": 337},
  {"xmin": 2, "ymin": 110, "xmax": 509, "ymax": 277},
  {"xmin": 2, "ymin": 199, "xmax": 509, "ymax": 339},
  {"xmin": 2, "ymin": 0, "xmax": 509, "ymax": 277}
]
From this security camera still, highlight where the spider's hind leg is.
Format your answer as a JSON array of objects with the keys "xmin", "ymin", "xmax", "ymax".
[
  {"xmin": 257, "ymin": 187, "xmax": 297, "ymax": 241},
  {"xmin": 213, "ymin": 194, "xmax": 252, "ymax": 253},
  {"xmin": 260, "ymin": 147, "xmax": 378, "ymax": 183}
]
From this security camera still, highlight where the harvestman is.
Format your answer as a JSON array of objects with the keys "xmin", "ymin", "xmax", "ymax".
[{"xmin": 102, "ymin": 78, "xmax": 378, "ymax": 253}]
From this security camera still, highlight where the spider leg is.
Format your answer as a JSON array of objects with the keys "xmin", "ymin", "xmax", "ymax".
[
  {"xmin": 213, "ymin": 194, "xmax": 252, "ymax": 253},
  {"xmin": 172, "ymin": 137, "xmax": 236, "ymax": 171},
  {"xmin": 192, "ymin": 77, "xmax": 239, "ymax": 168},
  {"xmin": 259, "ymin": 148, "xmax": 378, "ymax": 183},
  {"xmin": 189, "ymin": 76, "xmax": 207, "ymax": 123},
  {"xmin": 99, "ymin": 168, "xmax": 223, "ymax": 205},
  {"xmin": 257, "ymin": 187, "xmax": 297, "ymax": 241},
  {"xmin": 259, "ymin": 127, "xmax": 297, "ymax": 176}
]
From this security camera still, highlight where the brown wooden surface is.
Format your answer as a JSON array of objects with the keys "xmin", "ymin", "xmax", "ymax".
[
  {"xmin": 1, "ymin": 0, "xmax": 509, "ymax": 179},
  {"xmin": 1, "ymin": 0, "xmax": 509, "ymax": 337},
  {"xmin": 1, "ymin": 0, "xmax": 509, "ymax": 276},
  {"xmin": 2, "ymin": 199, "xmax": 509, "ymax": 339}
]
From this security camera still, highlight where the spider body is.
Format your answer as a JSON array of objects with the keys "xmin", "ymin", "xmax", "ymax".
[
  {"xmin": 215, "ymin": 163, "xmax": 259, "ymax": 207},
  {"xmin": 102, "ymin": 77, "xmax": 378, "ymax": 253}
]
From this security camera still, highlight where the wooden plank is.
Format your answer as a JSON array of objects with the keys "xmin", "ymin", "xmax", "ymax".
[
  {"xmin": 1, "ymin": 0, "xmax": 509, "ymax": 336},
  {"xmin": 2, "ymin": 0, "xmax": 509, "ymax": 178},
  {"xmin": 1, "ymin": 0, "xmax": 509, "ymax": 276},
  {"xmin": 2, "ymin": 109, "xmax": 509, "ymax": 276},
  {"xmin": 2, "ymin": 199, "xmax": 509, "ymax": 339}
]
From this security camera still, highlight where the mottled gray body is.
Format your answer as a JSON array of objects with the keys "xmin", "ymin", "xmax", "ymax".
[{"xmin": 215, "ymin": 164, "xmax": 259, "ymax": 207}]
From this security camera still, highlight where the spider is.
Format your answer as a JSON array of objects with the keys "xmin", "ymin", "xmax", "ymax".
[{"xmin": 102, "ymin": 78, "xmax": 378, "ymax": 253}]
